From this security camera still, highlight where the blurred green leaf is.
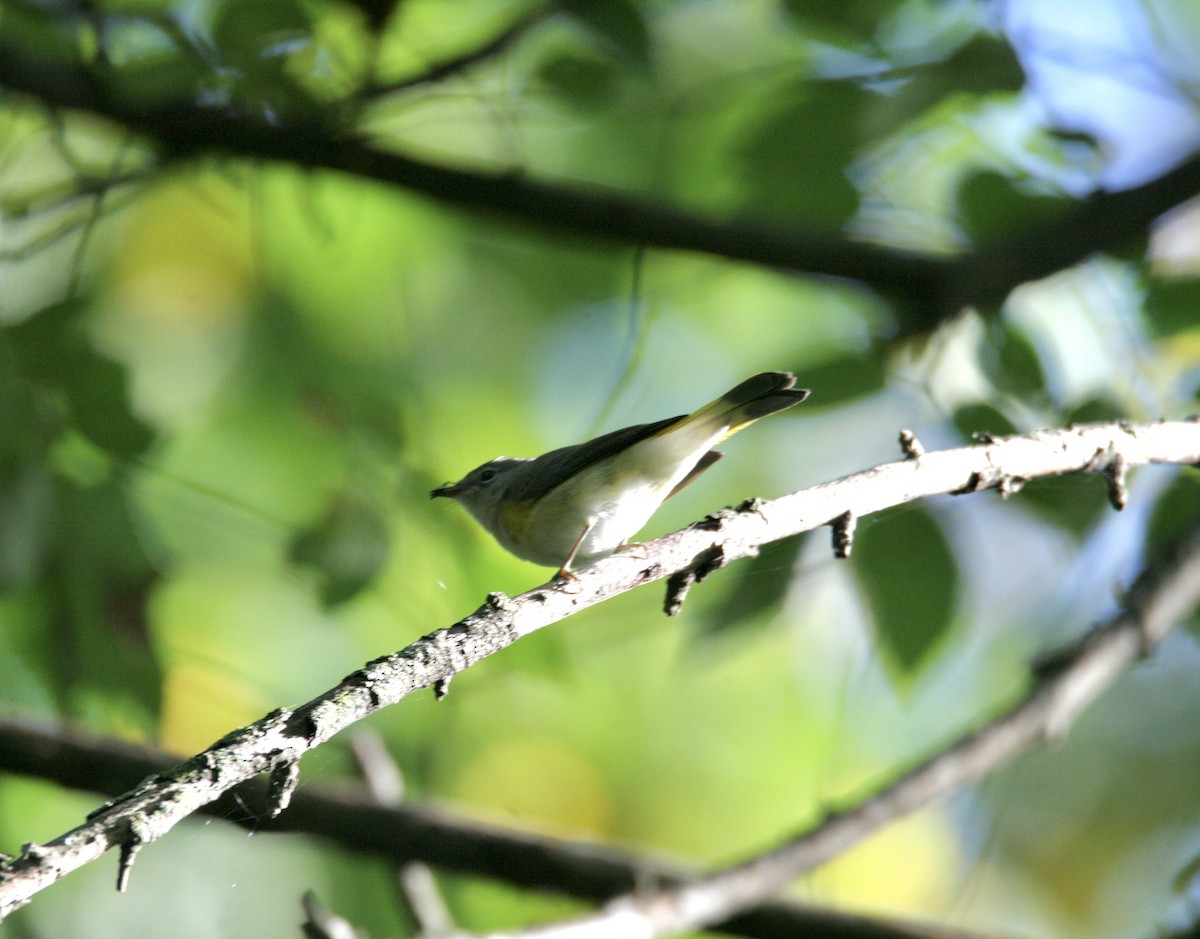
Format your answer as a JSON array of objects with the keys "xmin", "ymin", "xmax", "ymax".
[
  {"xmin": 980, "ymin": 320, "xmax": 1046, "ymax": 399},
  {"xmin": 1144, "ymin": 276, "xmax": 1200, "ymax": 337},
  {"xmin": 0, "ymin": 462, "xmax": 52, "ymax": 590},
  {"xmin": 696, "ymin": 534, "xmax": 807, "ymax": 638},
  {"xmin": 103, "ymin": 15, "xmax": 183, "ymax": 66},
  {"xmin": 1066, "ymin": 396, "xmax": 1127, "ymax": 425},
  {"xmin": 562, "ymin": 0, "xmax": 652, "ymax": 68},
  {"xmin": 936, "ymin": 33, "xmax": 1026, "ymax": 95},
  {"xmin": 866, "ymin": 34, "xmax": 1026, "ymax": 141},
  {"xmin": 736, "ymin": 81, "xmax": 864, "ymax": 229},
  {"xmin": 209, "ymin": 0, "xmax": 318, "ymax": 115},
  {"xmin": 852, "ymin": 505, "xmax": 958, "ymax": 682},
  {"xmin": 0, "ymin": 338, "xmax": 58, "ymax": 589},
  {"xmin": 1145, "ymin": 468, "xmax": 1200, "ymax": 572},
  {"xmin": 213, "ymin": 0, "xmax": 313, "ymax": 68},
  {"xmin": 289, "ymin": 495, "xmax": 391, "ymax": 606},
  {"xmin": 1, "ymin": 304, "xmax": 162, "ymax": 722},
  {"xmin": 952, "ymin": 403, "xmax": 1018, "ymax": 442},
  {"xmin": 1012, "ymin": 473, "xmax": 1110, "ymax": 540},
  {"xmin": 39, "ymin": 474, "xmax": 163, "ymax": 724},
  {"xmin": 781, "ymin": 0, "xmax": 901, "ymax": 42},
  {"xmin": 791, "ymin": 349, "xmax": 886, "ymax": 406},
  {"xmin": 958, "ymin": 170, "xmax": 1072, "ymax": 247},
  {"xmin": 5, "ymin": 302, "xmax": 154, "ymax": 459},
  {"xmin": 2, "ymin": 3, "xmax": 78, "ymax": 60},
  {"xmin": 108, "ymin": 55, "xmax": 209, "ymax": 109},
  {"xmin": 72, "ymin": 354, "xmax": 156, "ymax": 458},
  {"xmin": 535, "ymin": 48, "xmax": 620, "ymax": 109}
]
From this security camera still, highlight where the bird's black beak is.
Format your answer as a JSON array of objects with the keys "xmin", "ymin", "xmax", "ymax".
[{"xmin": 430, "ymin": 482, "xmax": 460, "ymax": 499}]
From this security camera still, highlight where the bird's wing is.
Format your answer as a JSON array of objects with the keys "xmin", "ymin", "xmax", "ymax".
[{"xmin": 504, "ymin": 415, "xmax": 683, "ymax": 502}]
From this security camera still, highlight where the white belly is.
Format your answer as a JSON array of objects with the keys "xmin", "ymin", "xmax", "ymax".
[{"xmin": 576, "ymin": 480, "xmax": 666, "ymax": 558}]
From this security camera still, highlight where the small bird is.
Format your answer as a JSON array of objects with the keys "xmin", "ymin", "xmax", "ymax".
[{"xmin": 431, "ymin": 371, "xmax": 809, "ymax": 579}]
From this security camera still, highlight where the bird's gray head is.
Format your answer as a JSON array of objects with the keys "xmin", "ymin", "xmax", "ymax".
[{"xmin": 430, "ymin": 457, "xmax": 528, "ymax": 529}]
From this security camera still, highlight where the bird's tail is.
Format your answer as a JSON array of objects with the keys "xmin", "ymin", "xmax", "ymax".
[{"xmin": 679, "ymin": 371, "xmax": 810, "ymax": 440}]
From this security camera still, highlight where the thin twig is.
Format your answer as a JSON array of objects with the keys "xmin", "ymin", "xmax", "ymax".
[{"xmin": 350, "ymin": 731, "xmax": 455, "ymax": 935}]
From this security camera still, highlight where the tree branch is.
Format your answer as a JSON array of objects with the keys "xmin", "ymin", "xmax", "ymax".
[
  {"xmin": 2, "ymin": 419, "xmax": 1198, "ymax": 919},
  {"xmin": 1, "ymin": 32, "xmax": 1197, "ymax": 320},
  {"xmin": 0, "ymin": 719, "xmax": 1003, "ymax": 939}
]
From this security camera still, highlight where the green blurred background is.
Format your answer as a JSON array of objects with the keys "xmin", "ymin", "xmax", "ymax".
[{"xmin": 3, "ymin": 0, "xmax": 1200, "ymax": 936}]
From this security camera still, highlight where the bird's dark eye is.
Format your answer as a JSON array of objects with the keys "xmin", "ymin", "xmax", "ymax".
[{"xmin": 479, "ymin": 468, "xmax": 497, "ymax": 483}]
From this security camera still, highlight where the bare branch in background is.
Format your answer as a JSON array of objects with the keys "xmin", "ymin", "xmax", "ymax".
[
  {"xmin": 1, "ymin": 35, "xmax": 1197, "ymax": 322},
  {"xmin": 0, "ymin": 721, "xmax": 1004, "ymax": 939}
]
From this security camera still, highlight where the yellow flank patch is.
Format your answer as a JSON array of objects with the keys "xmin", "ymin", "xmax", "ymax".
[{"xmin": 500, "ymin": 499, "xmax": 533, "ymax": 540}]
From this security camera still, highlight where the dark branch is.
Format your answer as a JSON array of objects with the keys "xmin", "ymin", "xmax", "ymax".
[
  {"xmin": 0, "ymin": 718, "xmax": 994, "ymax": 939},
  {"xmin": 1, "ymin": 35, "xmax": 1196, "ymax": 321}
]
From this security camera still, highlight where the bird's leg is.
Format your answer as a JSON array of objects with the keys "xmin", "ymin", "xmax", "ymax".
[{"xmin": 555, "ymin": 519, "xmax": 596, "ymax": 584}]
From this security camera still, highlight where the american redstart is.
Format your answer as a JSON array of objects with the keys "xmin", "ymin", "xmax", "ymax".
[{"xmin": 431, "ymin": 371, "xmax": 809, "ymax": 578}]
